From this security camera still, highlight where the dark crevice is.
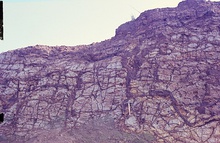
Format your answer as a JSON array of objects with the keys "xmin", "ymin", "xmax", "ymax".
[{"xmin": 0, "ymin": 113, "xmax": 4, "ymax": 124}]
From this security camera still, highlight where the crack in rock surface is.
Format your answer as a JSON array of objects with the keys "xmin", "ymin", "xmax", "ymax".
[{"xmin": 0, "ymin": 0, "xmax": 220, "ymax": 142}]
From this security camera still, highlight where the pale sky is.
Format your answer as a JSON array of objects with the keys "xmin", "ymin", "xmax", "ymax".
[{"xmin": 0, "ymin": 0, "xmax": 219, "ymax": 53}]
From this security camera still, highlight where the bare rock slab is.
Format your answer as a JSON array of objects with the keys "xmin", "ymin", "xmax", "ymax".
[{"xmin": 0, "ymin": 0, "xmax": 220, "ymax": 142}]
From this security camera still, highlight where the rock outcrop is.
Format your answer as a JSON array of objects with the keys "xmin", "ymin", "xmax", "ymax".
[{"xmin": 1, "ymin": 0, "xmax": 220, "ymax": 142}]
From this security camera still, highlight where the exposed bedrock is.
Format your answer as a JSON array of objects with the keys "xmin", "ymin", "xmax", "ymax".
[{"xmin": 0, "ymin": 0, "xmax": 220, "ymax": 142}]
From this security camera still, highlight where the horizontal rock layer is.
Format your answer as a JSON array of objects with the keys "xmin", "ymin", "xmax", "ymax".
[{"xmin": 0, "ymin": 0, "xmax": 220, "ymax": 142}]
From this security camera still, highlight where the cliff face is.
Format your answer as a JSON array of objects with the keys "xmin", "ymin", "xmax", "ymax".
[{"xmin": 1, "ymin": 0, "xmax": 220, "ymax": 142}]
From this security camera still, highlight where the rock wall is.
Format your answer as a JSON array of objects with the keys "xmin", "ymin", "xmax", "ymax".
[{"xmin": 0, "ymin": 0, "xmax": 220, "ymax": 142}]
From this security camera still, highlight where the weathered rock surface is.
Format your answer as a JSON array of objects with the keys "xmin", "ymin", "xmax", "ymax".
[{"xmin": 1, "ymin": 0, "xmax": 220, "ymax": 142}]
